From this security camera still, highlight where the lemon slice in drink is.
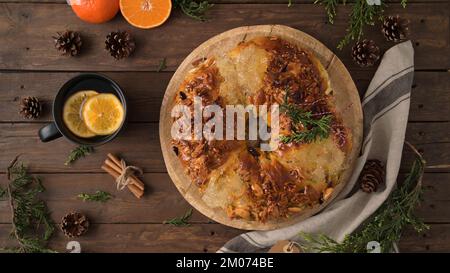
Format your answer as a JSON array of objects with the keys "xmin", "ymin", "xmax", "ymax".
[
  {"xmin": 63, "ymin": 90, "xmax": 98, "ymax": 138},
  {"xmin": 82, "ymin": 93, "xmax": 124, "ymax": 135}
]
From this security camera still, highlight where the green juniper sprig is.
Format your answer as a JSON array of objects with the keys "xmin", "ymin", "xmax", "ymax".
[
  {"xmin": 173, "ymin": 0, "xmax": 214, "ymax": 21},
  {"xmin": 314, "ymin": 0, "xmax": 342, "ymax": 24},
  {"xmin": 157, "ymin": 57, "xmax": 167, "ymax": 72},
  {"xmin": 65, "ymin": 145, "xmax": 94, "ymax": 166},
  {"xmin": 280, "ymin": 91, "xmax": 332, "ymax": 144},
  {"xmin": 78, "ymin": 190, "xmax": 113, "ymax": 203},
  {"xmin": 401, "ymin": 0, "xmax": 408, "ymax": 8},
  {"xmin": 337, "ymin": 0, "xmax": 385, "ymax": 49},
  {"xmin": 312, "ymin": 0, "xmax": 408, "ymax": 49},
  {"xmin": 0, "ymin": 156, "xmax": 56, "ymax": 253},
  {"xmin": 299, "ymin": 142, "xmax": 428, "ymax": 253},
  {"xmin": 164, "ymin": 208, "xmax": 193, "ymax": 226}
]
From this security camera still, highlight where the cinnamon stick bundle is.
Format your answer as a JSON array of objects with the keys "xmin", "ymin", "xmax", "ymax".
[{"xmin": 102, "ymin": 154, "xmax": 144, "ymax": 199}]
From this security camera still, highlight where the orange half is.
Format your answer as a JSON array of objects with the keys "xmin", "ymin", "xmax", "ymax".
[{"xmin": 120, "ymin": 0, "xmax": 172, "ymax": 29}]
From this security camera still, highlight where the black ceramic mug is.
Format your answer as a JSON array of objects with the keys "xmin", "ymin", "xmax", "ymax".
[{"xmin": 39, "ymin": 73, "xmax": 127, "ymax": 146}]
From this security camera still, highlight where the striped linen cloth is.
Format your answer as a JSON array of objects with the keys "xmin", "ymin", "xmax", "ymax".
[{"xmin": 219, "ymin": 41, "xmax": 415, "ymax": 253}]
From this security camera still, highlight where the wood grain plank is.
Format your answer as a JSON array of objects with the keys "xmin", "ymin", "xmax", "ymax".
[
  {"xmin": 0, "ymin": 3, "xmax": 448, "ymax": 71},
  {"xmin": 405, "ymin": 121, "xmax": 450, "ymax": 144},
  {"xmin": 1, "ymin": 71, "xmax": 448, "ymax": 123},
  {"xmin": 0, "ymin": 122, "xmax": 449, "ymax": 173},
  {"xmin": 409, "ymin": 72, "xmax": 450, "ymax": 122},
  {"xmin": 399, "ymin": 173, "xmax": 450, "ymax": 223},
  {"xmin": 0, "ymin": 222, "xmax": 448, "ymax": 252},
  {"xmin": 401, "ymin": 142, "xmax": 450, "ymax": 172},
  {"xmin": 0, "ymin": 223, "xmax": 242, "ymax": 253},
  {"xmin": 399, "ymin": 224, "xmax": 450, "ymax": 253},
  {"xmin": 0, "ymin": 172, "xmax": 448, "ymax": 224},
  {"xmin": 0, "ymin": 123, "xmax": 165, "ymax": 173},
  {"xmin": 0, "ymin": 173, "xmax": 212, "ymax": 224}
]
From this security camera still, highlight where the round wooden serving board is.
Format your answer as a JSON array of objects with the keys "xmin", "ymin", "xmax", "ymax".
[{"xmin": 160, "ymin": 25, "xmax": 363, "ymax": 230}]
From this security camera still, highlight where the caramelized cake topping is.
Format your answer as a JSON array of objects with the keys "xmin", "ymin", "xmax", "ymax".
[{"xmin": 171, "ymin": 36, "xmax": 352, "ymax": 222}]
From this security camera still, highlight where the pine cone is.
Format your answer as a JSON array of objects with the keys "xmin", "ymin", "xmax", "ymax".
[
  {"xmin": 359, "ymin": 160, "xmax": 385, "ymax": 193},
  {"xmin": 61, "ymin": 212, "xmax": 90, "ymax": 238},
  {"xmin": 105, "ymin": 31, "xmax": 136, "ymax": 60},
  {"xmin": 19, "ymin": 96, "xmax": 42, "ymax": 119},
  {"xmin": 53, "ymin": 31, "xmax": 82, "ymax": 57},
  {"xmin": 351, "ymin": 40, "xmax": 380, "ymax": 67},
  {"xmin": 382, "ymin": 15, "xmax": 410, "ymax": 42}
]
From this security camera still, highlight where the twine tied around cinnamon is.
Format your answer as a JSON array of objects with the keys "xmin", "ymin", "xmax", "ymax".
[
  {"xmin": 116, "ymin": 159, "xmax": 143, "ymax": 191},
  {"xmin": 101, "ymin": 154, "xmax": 145, "ymax": 199}
]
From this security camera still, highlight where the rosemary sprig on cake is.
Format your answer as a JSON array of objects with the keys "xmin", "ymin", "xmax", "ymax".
[
  {"xmin": 280, "ymin": 91, "xmax": 332, "ymax": 144},
  {"xmin": 78, "ymin": 190, "xmax": 113, "ymax": 203},
  {"xmin": 299, "ymin": 142, "xmax": 428, "ymax": 252},
  {"xmin": 0, "ymin": 156, "xmax": 55, "ymax": 253}
]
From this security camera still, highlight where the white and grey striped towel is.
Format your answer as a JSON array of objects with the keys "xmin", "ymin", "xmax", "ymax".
[{"xmin": 219, "ymin": 41, "xmax": 415, "ymax": 253}]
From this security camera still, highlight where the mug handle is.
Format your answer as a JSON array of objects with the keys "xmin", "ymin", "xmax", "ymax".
[{"xmin": 38, "ymin": 122, "xmax": 62, "ymax": 142}]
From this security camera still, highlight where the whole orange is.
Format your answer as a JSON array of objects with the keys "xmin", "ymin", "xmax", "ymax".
[{"xmin": 70, "ymin": 0, "xmax": 120, "ymax": 24}]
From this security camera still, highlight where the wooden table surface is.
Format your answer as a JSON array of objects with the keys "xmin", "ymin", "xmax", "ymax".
[{"xmin": 0, "ymin": 0, "xmax": 449, "ymax": 253}]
